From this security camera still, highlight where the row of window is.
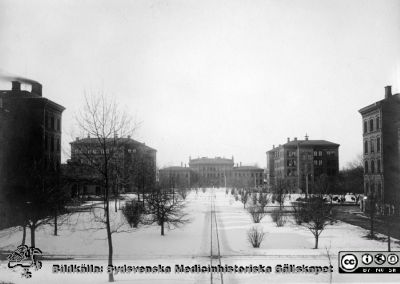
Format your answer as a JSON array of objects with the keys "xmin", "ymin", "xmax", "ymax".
[
  {"xmin": 73, "ymin": 147, "xmax": 137, "ymax": 155},
  {"xmin": 365, "ymin": 181, "xmax": 382, "ymax": 199},
  {"xmin": 44, "ymin": 134, "xmax": 60, "ymax": 152},
  {"xmin": 363, "ymin": 116, "xmax": 380, "ymax": 133},
  {"xmin": 45, "ymin": 112, "xmax": 61, "ymax": 132},
  {"xmin": 364, "ymin": 159, "xmax": 382, "ymax": 174},
  {"xmin": 314, "ymin": 160, "xmax": 323, "ymax": 166},
  {"xmin": 364, "ymin": 137, "xmax": 381, "ymax": 154}
]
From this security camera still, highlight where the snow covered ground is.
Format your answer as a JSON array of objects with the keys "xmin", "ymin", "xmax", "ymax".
[{"xmin": 1, "ymin": 188, "xmax": 399, "ymax": 283}]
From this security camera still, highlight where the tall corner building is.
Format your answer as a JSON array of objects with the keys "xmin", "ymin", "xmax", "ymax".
[
  {"xmin": 0, "ymin": 80, "xmax": 65, "ymax": 227},
  {"xmin": 359, "ymin": 86, "xmax": 400, "ymax": 212}
]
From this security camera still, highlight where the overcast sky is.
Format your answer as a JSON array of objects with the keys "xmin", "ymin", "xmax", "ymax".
[{"xmin": 1, "ymin": 0, "xmax": 400, "ymax": 169}]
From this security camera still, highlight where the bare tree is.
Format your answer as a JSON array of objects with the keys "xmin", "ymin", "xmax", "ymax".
[
  {"xmin": 145, "ymin": 189, "xmax": 190, "ymax": 236},
  {"xmin": 240, "ymin": 190, "xmax": 249, "ymax": 209},
  {"xmin": 298, "ymin": 196, "xmax": 335, "ymax": 249},
  {"xmin": 258, "ymin": 192, "xmax": 270, "ymax": 209},
  {"xmin": 75, "ymin": 93, "xmax": 136, "ymax": 282},
  {"xmin": 7, "ymin": 160, "xmax": 71, "ymax": 247},
  {"xmin": 272, "ymin": 178, "xmax": 288, "ymax": 211}
]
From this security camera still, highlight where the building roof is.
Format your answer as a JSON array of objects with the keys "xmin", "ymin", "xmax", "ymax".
[
  {"xmin": 358, "ymin": 93, "xmax": 400, "ymax": 115},
  {"xmin": 70, "ymin": 137, "xmax": 156, "ymax": 152},
  {"xmin": 233, "ymin": 166, "xmax": 263, "ymax": 171},
  {"xmin": 160, "ymin": 166, "xmax": 191, "ymax": 171},
  {"xmin": 189, "ymin": 157, "xmax": 234, "ymax": 165},
  {"xmin": 267, "ymin": 139, "xmax": 340, "ymax": 152},
  {"xmin": 0, "ymin": 90, "xmax": 66, "ymax": 112}
]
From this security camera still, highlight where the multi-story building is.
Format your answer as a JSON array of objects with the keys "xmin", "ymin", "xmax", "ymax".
[
  {"xmin": 0, "ymin": 80, "xmax": 65, "ymax": 227},
  {"xmin": 189, "ymin": 156, "xmax": 234, "ymax": 187},
  {"xmin": 159, "ymin": 157, "xmax": 264, "ymax": 189},
  {"xmin": 266, "ymin": 136, "xmax": 340, "ymax": 193},
  {"xmin": 231, "ymin": 166, "xmax": 264, "ymax": 188},
  {"xmin": 359, "ymin": 86, "xmax": 400, "ymax": 213},
  {"xmin": 159, "ymin": 165, "xmax": 191, "ymax": 189},
  {"xmin": 65, "ymin": 136, "xmax": 157, "ymax": 196}
]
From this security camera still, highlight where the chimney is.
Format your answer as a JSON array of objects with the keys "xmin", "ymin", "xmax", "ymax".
[
  {"xmin": 273, "ymin": 144, "xmax": 275, "ymax": 149},
  {"xmin": 12, "ymin": 81, "xmax": 21, "ymax": 91},
  {"xmin": 385, "ymin": 86, "xmax": 392, "ymax": 99},
  {"xmin": 294, "ymin": 137, "xmax": 297, "ymax": 141},
  {"xmin": 31, "ymin": 82, "xmax": 42, "ymax": 96},
  {"xmin": 305, "ymin": 134, "xmax": 309, "ymax": 141},
  {"xmin": 75, "ymin": 137, "xmax": 79, "ymax": 141},
  {"xmin": 287, "ymin": 137, "xmax": 290, "ymax": 142},
  {"xmin": 240, "ymin": 162, "xmax": 242, "ymax": 167}
]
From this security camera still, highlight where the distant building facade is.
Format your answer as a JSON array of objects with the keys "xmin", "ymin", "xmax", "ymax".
[
  {"xmin": 159, "ymin": 166, "xmax": 191, "ymax": 189},
  {"xmin": 359, "ymin": 86, "xmax": 400, "ymax": 213},
  {"xmin": 0, "ymin": 80, "xmax": 65, "ymax": 227},
  {"xmin": 231, "ymin": 166, "xmax": 264, "ymax": 188},
  {"xmin": 64, "ymin": 137, "xmax": 157, "ymax": 197},
  {"xmin": 159, "ymin": 156, "xmax": 264, "ymax": 189},
  {"xmin": 266, "ymin": 136, "xmax": 339, "ymax": 193},
  {"xmin": 189, "ymin": 157, "xmax": 234, "ymax": 187}
]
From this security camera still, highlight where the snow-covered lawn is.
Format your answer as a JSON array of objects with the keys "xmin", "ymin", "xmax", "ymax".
[{"xmin": 1, "ymin": 188, "xmax": 399, "ymax": 283}]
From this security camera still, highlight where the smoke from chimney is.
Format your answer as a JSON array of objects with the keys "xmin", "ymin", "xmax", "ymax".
[{"xmin": 1, "ymin": 72, "xmax": 42, "ymax": 96}]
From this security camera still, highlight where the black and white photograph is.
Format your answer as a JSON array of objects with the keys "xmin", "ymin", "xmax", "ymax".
[{"xmin": 1, "ymin": 0, "xmax": 400, "ymax": 283}]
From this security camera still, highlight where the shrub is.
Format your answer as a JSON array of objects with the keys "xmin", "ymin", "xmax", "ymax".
[
  {"xmin": 247, "ymin": 206, "xmax": 266, "ymax": 223},
  {"xmin": 247, "ymin": 226, "xmax": 265, "ymax": 248},
  {"xmin": 178, "ymin": 188, "xmax": 188, "ymax": 200},
  {"xmin": 271, "ymin": 209, "xmax": 287, "ymax": 227},
  {"xmin": 122, "ymin": 201, "xmax": 144, "ymax": 228}
]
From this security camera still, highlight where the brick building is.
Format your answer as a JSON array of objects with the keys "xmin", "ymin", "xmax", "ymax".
[
  {"xmin": 0, "ymin": 80, "xmax": 65, "ymax": 227},
  {"xmin": 359, "ymin": 86, "xmax": 400, "ymax": 213},
  {"xmin": 64, "ymin": 136, "xmax": 157, "ymax": 197},
  {"xmin": 266, "ymin": 136, "xmax": 339, "ymax": 193}
]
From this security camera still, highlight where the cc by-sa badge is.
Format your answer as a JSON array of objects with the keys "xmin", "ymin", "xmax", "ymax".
[{"xmin": 341, "ymin": 254, "xmax": 358, "ymax": 271}]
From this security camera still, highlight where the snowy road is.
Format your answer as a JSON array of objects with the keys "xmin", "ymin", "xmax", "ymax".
[{"xmin": 1, "ymin": 188, "xmax": 400, "ymax": 283}]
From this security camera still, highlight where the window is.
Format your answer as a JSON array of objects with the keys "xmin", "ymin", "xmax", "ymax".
[
  {"xmin": 377, "ymin": 159, "xmax": 381, "ymax": 173},
  {"xmin": 50, "ymin": 136, "xmax": 54, "ymax": 152},
  {"xmin": 318, "ymin": 160, "xmax": 323, "ymax": 166},
  {"xmin": 363, "ymin": 121, "xmax": 367, "ymax": 133},
  {"xmin": 377, "ymin": 137, "xmax": 381, "ymax": 152},
  {"xmin": 376, "ymin": 117, "xmax": 380, "ymax": 130},
  {"xmin": 370, "ymin": 140, "xmax": 374, "ymax": 153},
  {"xmin": 371, "ymin": 160, "xmax": 375, "ymax": 173},
  {"xmin": 369, "ymin": 119, "xmax": 374, "ymax": 132},
  {"xmin": 314, "ymin": 151, "xmax": 317, "ymax": 157},
  {"xmin": 57, "ymin": 119, "xmax": 60, "ymax": 131},
  {"xmin": 45, "ymin": 112, "xmax": 49, "ymax": 128},
  {"xmin": 319, "ymin": 151, "xmax": 322, "ymax": 156},
  {"xmin": 364, "ymin": 161, "xmax": 369, "ymax": 173},
  {"xmin": 364, "ymin": 140, "xmax": 368, "ymax": 154},
  {"xmin": 51, "ymin": 116, "xmax": 55, "ymax": 130},
  {"xmin": 44, "ymin": 134, "xmax": 48, "ymax": 150},
  {"xmin": 57, "ymin": 138, "xmax": 60, "ymax": 151}
]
